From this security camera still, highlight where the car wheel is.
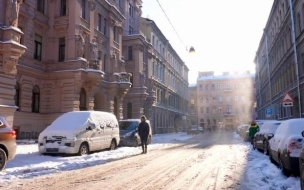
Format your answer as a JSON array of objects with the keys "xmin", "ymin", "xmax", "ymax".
[
  {"xmin": 133, "ymin": 138, "xmax": 139, "ymax": 147},
  {"xmin": 263, "ymin": 141, "xmax": 268, "ymax": 155},
  {"xmin": 0, "ymin": 148, "xmax": 7, "ymax": 171},
  {"xmin": 278, "ymin": 156, "xmax": 288, "ymax": 175},
  {"xmin": 300, "ymin": 159, "xmax": 304, "ymax": 189},
  {"xmin": 269, "ymin": 152, "xmax": 275, "ymax": 164},
  {"xmin": 109, "ymin": 140, "xmax": 117, "ymax": 150},
  {"xmin": 78, "ymin": 143, "xmax": 89, "ymax": 156}
]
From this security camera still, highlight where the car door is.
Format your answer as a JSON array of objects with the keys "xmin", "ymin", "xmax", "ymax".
[{"xmin": 270, "ymin": 124, "xmax": 283, "ymax": 162}]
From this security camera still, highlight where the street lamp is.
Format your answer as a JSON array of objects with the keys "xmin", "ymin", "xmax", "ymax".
[{"xmin": 189, "ymin": 46, "xmax": 195, "ymax": 54}]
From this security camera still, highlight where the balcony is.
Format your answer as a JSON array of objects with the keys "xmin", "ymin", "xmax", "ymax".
[{"xmin": 223, "ymin": 112, "xmax": 235, "ymax": 116}]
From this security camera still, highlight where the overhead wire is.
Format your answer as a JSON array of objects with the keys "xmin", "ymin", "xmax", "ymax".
[{"xmin": 155, "ymin": 0, "xmax": 187, "ymax": 50}]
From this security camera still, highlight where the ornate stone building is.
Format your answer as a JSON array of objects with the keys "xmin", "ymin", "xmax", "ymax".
[
  {"xmin": 254, "ymin": 0, "xmax": 304, "ymax": 119},
  {"xmin": 196, "ymin": 71, "xmax": 255, "ymax": 130},
  {"xmin": 140, "ymin": 17, "xmax": 189, "ymax": 134},
  {"xmin": 0, "ymin": 0, "xmax": 189, "ymax": 137},
  {"xmin": 1, "ymin": 0, "xmax": 137, "ymax": 138}
]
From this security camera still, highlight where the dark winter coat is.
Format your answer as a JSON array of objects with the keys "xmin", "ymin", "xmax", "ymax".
[{"xmin": 138, "ymin": 121, "xmax": 150, "ymax": 138}]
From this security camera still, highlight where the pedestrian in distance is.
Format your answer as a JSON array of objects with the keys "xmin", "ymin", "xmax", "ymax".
[
  {"xmin": 249, "ymin": 121, "xmax": 259, "ymax": 146},
  {"xmin": 138, "ymin": 115, "xmax": 150, "ymax": 154}
]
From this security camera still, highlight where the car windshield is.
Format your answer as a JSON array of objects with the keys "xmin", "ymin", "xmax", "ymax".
[
  {"xmin": 191, "ymin": 126, "xmax": 197, "ymax": 130},
  {"xmin": 119, "ymin": 121, "xmax": 138, "ymax": 130}
]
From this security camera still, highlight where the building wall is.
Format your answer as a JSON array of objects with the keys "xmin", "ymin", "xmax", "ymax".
[
  {"xmin": 196, "ymin": 71, "xmax": 255, "ymax": 130},
  {"xmin": 6, "ymin": 0, "xmax": 132, "ymax": 138},
  {"xmin": 140, "ymin": 17, "xmax": 189, "ymax": 134},
  {"xmin": 255, "ymin": 0, "xmax": 304, "ymax": 119}
]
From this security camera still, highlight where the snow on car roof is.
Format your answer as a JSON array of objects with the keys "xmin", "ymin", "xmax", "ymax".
[
  {"xmin": 278, "ymin": 118, "xmax": 304, "ymax": 135},
  {"xmin": 45, "ymin": 111, "xmax": 117, "ymax": 132}
]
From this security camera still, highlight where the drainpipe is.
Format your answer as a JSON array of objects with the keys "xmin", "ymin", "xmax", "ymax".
[
  {"xmin": 289, "ymin": 0, "xmax": 302, "ymax": 118},
  {"xmin": 264, "ymin": 30, "xmax": 273, "ymax": 119}
]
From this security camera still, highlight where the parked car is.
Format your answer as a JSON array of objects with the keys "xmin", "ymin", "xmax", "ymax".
[
  {"xmin": 238, "ymin": 124, "xmax": 250, "ymax": 141},
  {"xmin": 0, "ymin": 115, "xmax": 17, "ymax": 171},
  {"xmin": 118, "ymin": 119, "xmax": 152, "ymax": 147},
  {"xmin": 198, "ymin": 127, "xmax": 204, "ymax": 133},
  {"xmin": 38, "ymin": 111, "xmax": 120, "ymax": 156},
  {"xmin": 269, "ymin": 118, "xmax": 304, "ymax": 175},
  {"xmin": 187, "ymin": 125, "xmax": 199, "ymax": 134},
  {"xmin": 299, "ymin": 131, "xmax": 304, "ymax": 189},
  {"xmin": 253, "ymin": 120, "xmax": 282, "ymax": 155}
]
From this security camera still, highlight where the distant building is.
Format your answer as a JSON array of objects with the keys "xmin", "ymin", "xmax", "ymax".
[{"xmin": 195, "ymin": 71, "xmax": 255, "ymax": 130}]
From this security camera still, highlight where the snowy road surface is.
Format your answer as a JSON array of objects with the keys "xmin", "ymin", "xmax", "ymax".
[{"xmin": 1, "ymin": 131, "xmax": 300, "ymax": 190}]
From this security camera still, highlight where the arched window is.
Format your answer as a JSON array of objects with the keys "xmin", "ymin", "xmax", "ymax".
[
  {"xmin": 200, "ymin": 119, "xmax": 204, "ymax": 123},
  {"xmin": 79, "ymin": 88, "xmax": 87, "ymax": 111},
  {"xmin": 32, "ymin": 85, "xmax": 40, "ymax": 113},
  {"xmin": 15, "ymin": 83, "xmax": 20, "ymax": 111},
  {"xmin": 127, "ymin": 102, "xmax": 132, "ymax": 119}
]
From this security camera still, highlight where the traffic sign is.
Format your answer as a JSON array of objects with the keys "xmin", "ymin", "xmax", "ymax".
[
  {"xmin": 282, "ymin": 92, "xmax": 294, "ymax": 102},
  {"xmin": 265, "ymin": 108, "xmax": 272, "ymax": 115},
  {"xmin": 283, "ymin": 102, "xmax": 293, "ymax": 107}
]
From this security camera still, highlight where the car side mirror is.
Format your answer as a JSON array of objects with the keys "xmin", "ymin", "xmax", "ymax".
[
  {"xmin": 302, "ymin": 131, "xmax": 304, "ymax": 137},
  {"xmin": 0, "ymin": 121, "xmax": 3, "ymax": 127},
  {"xmin": 268, "ymin": 133, "xmax": 274, "ymax": 138}
]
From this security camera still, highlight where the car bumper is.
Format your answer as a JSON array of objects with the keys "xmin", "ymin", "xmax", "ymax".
[
  {"xmin": 282, "ymin": 155, "xmax": 300, "ymax": 173},
  {"xmin": 7, "ymin": 141, "xmax": 17, "ymax": 161},
  {"xmin": 119, "ymin": 136, "xmax": 134, "ymax": 146},
  {"xmin": 38, "ymin": 142, "xmax": 81, "ymax": 154}
]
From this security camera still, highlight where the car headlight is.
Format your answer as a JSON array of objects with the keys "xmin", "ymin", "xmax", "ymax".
[
  {"xmin": 124, "ymin": 132, "xmax": 132, "ymax": 138},
  {"xmin": 64, "ymin": 142, "xmax": 75, "ymax": 147}
]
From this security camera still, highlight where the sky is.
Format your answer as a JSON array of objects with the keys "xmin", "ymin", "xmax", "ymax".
[
  {"xmin": 141, "ymin": 0, "xmax": 274, "ymax": 84},
  {"xmin": 0, "ymin": 132, "xmax": 300, "ymax": 190}
]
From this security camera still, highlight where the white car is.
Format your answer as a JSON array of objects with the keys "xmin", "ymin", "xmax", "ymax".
[
  {"xmin": 38, "ymin": 111, "xmax": 120, "ymax": 156},
  {"xmin": 269, "ymin": 118, "xmax": 304, "ymax": 174}
]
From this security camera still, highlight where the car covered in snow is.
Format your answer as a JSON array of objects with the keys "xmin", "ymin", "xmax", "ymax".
[
  {"xmin": 38, "ymin": 111, "xmax": 120, "ymax": 156},
  {"xmin": 253, "ymin": 120, "xmax": 282, "ymax": 155},
  {"xmin": 0, "ymin": 115, "xmax": 17, "ymax": 171},
  {"xmin": 118, "ymin": 119, "xmax": 152, "ymax": 147},
  {"xmin": 268, "ymin": 118, "xmax": 304, "ymax": 175}
]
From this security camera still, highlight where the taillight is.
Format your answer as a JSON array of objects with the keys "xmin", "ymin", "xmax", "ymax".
[
  {"xmin": 9, "ymin": 129, "xmax": 16, "ymax": 138},
  {"xmin": 287, "ymin": 139, "xmax": 302, "ymax": 154}
]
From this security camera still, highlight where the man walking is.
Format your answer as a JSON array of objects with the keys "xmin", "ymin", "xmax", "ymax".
[
  {"xmin": 249, "ymin": 121, "xmax": 259, "ymax": 146},
  {"xmin": 138, "ymin": 115, "xmax": 150, "ymax": 154}
]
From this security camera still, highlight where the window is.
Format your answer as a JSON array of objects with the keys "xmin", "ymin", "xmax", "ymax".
[
  {"xmin": 226, "ymin": 84, "xmax": 230, "ymax": 90},
  {"xmin": 60, "ymin": 0, "xmax": 66, "ymax": 16},
  {"xmin": 32, "ymin": 86, "xmax": 40, "ymax": 113},
  {"xmin": 15, "ymin": 83, "xmax": 20, "ymax": 111},
  {"xmin": 79, "ymin": 88, "xmax": 86, "ymax": 111},
  {"xmin": 218, "ymin": 97, "xmax": 222, "ymax": 102},
  {"xmin": 235, "ymin": 96, "xmax": 238, "ymax": 101},
  {"xmin": 104, "ymin": 18, "xmax": 107, "ymax": 35},
  {"xmin": 226, "ymin": 96, "xmax": 230, "ymax": 101},
  {"xmin": 191, "ymin": 100, "xmax": 194, "ymax": 105},
  {"xmin": 211, "ymin": 84, "xmax": 215, "ymax": 90},
  {"xmin": 200, "ymin": 107, "xmax": 204, "ymax": 114},
  {"xmin": 217, "ymin": 84, "xmax": 221, "ymax": 90},
  {"xmin": 129, "ymin": 25, "xmax": 133, "ymax": 35},
  {"xmin": 206, "ymin": 107, "xmax": 209, "ymax": 113},
  {"xmin": 37, "ymin": 0, "xmax": 45, "ymax": 13},
  {"xmin": 129, "ymin": 3, "xmax": 134, "ymax": 17},
  {"xmin": 113, "ymin": 26, "xmax": 118, "ymax": 42},
  {"xmin": 97, "ymin": 14, "xmax": 102, "ymax": 31},
  {"xmin": 81, "ymin": 0, "xmax": 86, "ymax": 19},
  {"xmin": 127, "ymin": 103, "xmax": 132, "ymax": 119},
  {"xmin": 34, "ymin": 34, "xmax": 42, "ymax": 61},
  {"xmin": 18, "ymin": 27, "xmax": 24, "ymax": 44},
  {"xmin": 235, "ymin": 83, "xmax": 238, "ymax": 89},
  {"xmin": 58, "ymin": 38, "xmax": 65, "ymax": 62},
  {"xmin": 128, "ymin": 46, "xmax": 133, "ymax": 60},
  {"xmin": 205, "ymin": 84, "xmax": 209, "ymax": 90}
]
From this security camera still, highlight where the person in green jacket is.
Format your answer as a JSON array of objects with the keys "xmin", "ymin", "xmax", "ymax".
[{"xmin": 249, "ymin": 121, "xmax": 259, "ymax": 145}]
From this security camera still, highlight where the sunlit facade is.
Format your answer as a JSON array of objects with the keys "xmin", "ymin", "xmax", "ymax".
[
  {"xmin": 196, "ymin": 71, "xmax": 255, "ymax": 130},
  {"xmin": 140, "ymin": 17, "xmax": 189, "ymax": 134},
  {"xmin": 254, "ymin": 0, "xmax": 304, "ymax": 119}
]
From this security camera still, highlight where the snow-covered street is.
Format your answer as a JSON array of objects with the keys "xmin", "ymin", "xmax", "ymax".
[{"xmin": 0, "ymin": 131, "xmax": 300, "ymax": 190}]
